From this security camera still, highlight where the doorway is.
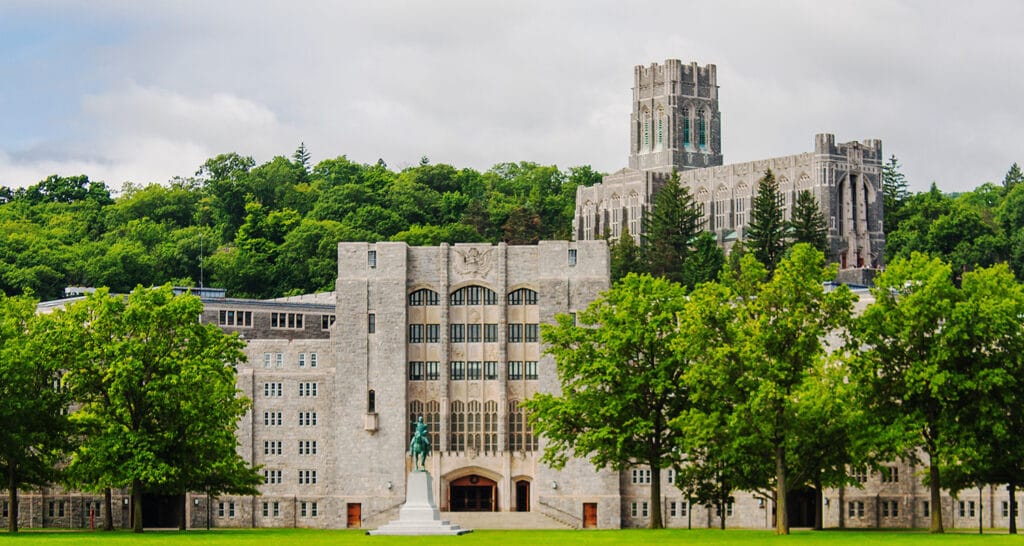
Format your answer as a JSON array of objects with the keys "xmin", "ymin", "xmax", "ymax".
[
  {"xmin": 141, "ymin": 493, "xmax": 183, "ymax": 528},
  {"xmin": 583, "ymin": 503, "xmax": 598, "ymax": 528},
  {"xmin": 347, "ymin": 503, "xmax": 361, "ymax": 528},
  {"xmin": 787, "ymin": 487, "xmax": 816, "ymax": 528},
  {"xmin": 515, "ymin": 480, "xmax": 530, "ymax": 512},
  {"xmin": 449, "ymin": 475, "xmax": 497, "ymax": 512}
]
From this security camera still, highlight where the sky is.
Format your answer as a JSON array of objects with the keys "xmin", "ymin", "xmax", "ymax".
[{"xmin": 1, "ymin": 1, "xmax": 1021, "ymax": 194}]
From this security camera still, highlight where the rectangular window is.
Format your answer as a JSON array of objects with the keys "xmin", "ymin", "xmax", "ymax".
[
  {"xmin": 299, "ymin": 411, "xmax": 318, "ymax": 426},
  {"xmin": 298, "ymin": 440, "xmax": 318, "ymax": 455},
  {"xmin": 368, "ymin": 250, "xmax": 377, "ymax": 268},
  {"xmin": 524, "ymin": 361, "xmax": 538, "ymax": 380},
  {"xmin": 882, "ymin": 466, "xmax": 899, "ymax": 482},
  {"xmin": 262, "ymin": 502, "xmax": 268, "ymax": 517},
  {"xmin": 850, "ymin": 467, "xmax": 868, "ymax": 483},
  {"xmin": 669, "ymin": 501, "xmax": 677, "ymax": 518},
  {"xmin": 408, "ymin": 324, "xmax": 424, "ymax": 343},
  {"xmin": 311, "ymin": 502, "xmax": 318, "ymax": 517},
  {"xmin": 275, "ymin": 353, "xmax": 283, "ymax": 368},
  {"xmin": 263, "ymin": 411, "xmax": 282, "ymax": 426},
  {"xmin": 264, "ymin": 353, "xmax": 271, "ymax": 368},
  {"xmin": 300, "ymin": 502, "xmax": 307, "ymax": 517},
  {"xmin": 310, "ymin": 353, "xmax": 317, "ymax": 368},
  {"xmin": 484, "ymin": 323, "xmax": 498, "ymax": 342},
  {"xmin": 368, "ymin": 313, "xmax": 375, "ymax": 334},
  {"xmin": 218, "ymin": 310, "xmax": 252, "ymax": 327},
  {"xmin": 321, "ymin": 314, "xmax": 336, "ymax": 330},
  {"xmin": 467, "ymin": 361, "xmax": 481, "ymax": 380},
  {"xmin": 508, "ymin": 361, "xmax": 522, "ymax": 380},
  {"xmin": 408, "ymin": 361, "xmax": 424, "ymax": 381},
  {"xmin": 219, "ymin": 502, "xmax": 225, "ymax": 517},
  {"xmin": 641, "ymin": 502, "xmax": 649, "ymax": 518},
  {"xmin": 48, "ymin": 501, "xmax": 54, "ymax": 517},
  {"xmin": 508, "ymin": 324, "xmax": 523, "ymax": 343},
  {"xmin": 631, "ymin": 468, "xmax": 652, "ymax": 484},
  {"xmin": 298, "ymin": 353, "xmax": 306, "ymax": 368},
  {"xmin": 271, "ymin": 313, "xmax": 304, "ymax": 329},
  {"xmin": 3, "ymin": 500, "xmax": 9, "ymax": 518},
  {"xmin": 484, "ymin": 361, "xmax": 498, "ymax": 380},
  {"xmin": 681, "ymin": 501, "xmax": 688, "ymax": 517},
  {"xmin": 273, "ymin": 502, "xmax": 280, "ymax": 517},
  {"xmin": 263, "ymin": 440, "xmax": 282, "ymax": 455},
  {"xmin": 568, "ymin": 248, "xmax": 577, "ymax": 266},
  {"xmin": 922, "ymin": 500, "xmax": 930, "ymax": 517},
  {"xmin": 525, "ymin": 324, "xmax": 538, "ymax": 342},
  {"xmin": 264, "ymin": 469, "xmax": 282, "ymax": 484},
  {"xmin": 467, "ymin": 323, "xmax": 481, "ymax": 342},
  {"xmin": 450, "ymin": 323, "xmax": 465, "ymax": 343},
  {"xmin": 426, "ymin": 324, "xmax": 440, "ymax": 343},
  {"xmin": 882, "ymin": 501, "xmax": 890, "ymax": 517},
  {"xmin": 450, "ymin": 361, "xmax": 465, "ymax": 380},
  {"xmin": 630, "ymin": 502, "xmax": 637, "ymax": 518},
  {"xmin": 426, "ymin": 361, "xmax": 439, "ymax": 380},
  {"xmin": 299, "ymin": 382, "xmax": 318, "ymax": 397},
  {"xmin": 1003, "ymin": 501, "xmax": 1009, "ymax": 518},
  {"xmin": 667, "ymin": 469, "xmax": 675, "ymax": 485},
  {"xmin": 229, "ymin": 502, "xmax": 235, "ymax": 517},
  {"xmin": 298, "ymin": 470, "xmax": 317, "ymax": 484},
  {"xmin": 263, "ymin": 382, "xmax": 282, "ymax": 397}
]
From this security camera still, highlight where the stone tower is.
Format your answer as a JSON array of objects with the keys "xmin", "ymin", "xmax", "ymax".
[{"xmin": 628, "ymin": 59, "xmax": 723, "ymax": 173}]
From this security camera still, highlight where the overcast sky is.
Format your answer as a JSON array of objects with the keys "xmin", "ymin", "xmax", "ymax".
[{"xmin": 1, "ymin": 1, "xmax": 1021, "ymax": 194}]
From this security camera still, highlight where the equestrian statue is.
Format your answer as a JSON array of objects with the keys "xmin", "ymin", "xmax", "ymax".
[{"xmin": 409, "ymin": 416, "xmax": 432, "ymax": 472}]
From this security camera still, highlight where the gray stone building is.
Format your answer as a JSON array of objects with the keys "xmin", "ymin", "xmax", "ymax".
[{"xmin": 575, "ymin": 59, "xmax": 886, "ymax": 275}]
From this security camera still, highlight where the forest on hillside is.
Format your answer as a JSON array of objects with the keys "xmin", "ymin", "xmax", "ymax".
[{"xmin": 0, "ymin": 143, "xmax": 1021, "ymax": 301}]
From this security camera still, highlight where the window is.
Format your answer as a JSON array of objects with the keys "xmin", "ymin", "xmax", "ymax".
[
  {"xmin": 263, "ymin": 411, "xmax": 283, "ymax": 426},
  {"xmin": 271, "ymin": 312, "xmax": 304, "ymax": 329},
  {"xmin": 299, "ymin": 411, "xmax": 317, "ymax": 426},
  {"xmin": 525, "ymin": 324, "xmax": 538, "ymax": 342},
  {"xmin": 409, "ymin": 288, "xmax": 440, "ymax": 306},
  {"xmin": 368, "ymin": 250, "xmax": 377, "ymax": 268},
  {"xmin": 850, "ymin": 467, "xmax": 868, "ymax": 483},
  {"xmin": 264, "ymin": 469, "xmax": 282, "ymax": 484},
  {"xmin": 524, "ymin": 361, "xmax": 538, "ymax": 380},
  {"xmin": 922, "ymin": 500, "xmax": 930, "ymax": 517},
  {"xmin": 425, "ymin": 361, "xmax": 439, "ymax": 381},
  {"xmin": 264, "ymin": 440, "xmax": 283, "ymax": 455},
  {"xmin": 467, "ymin": 361, "xmax": 481, "ymax": 380},
  {"xmin": 310, "ymin": 353, "xmax": 317, "ymax": 368},
  {"xmin": 299, "ymin": 382, "xmax": 318, "ymax": 397},
  {"xmin": 300, "ymin": 501, "xmax": 318, "ymax": 517},
  {"xmin": 484, "ymin": 323, "xmax": 498, "ymax": 342},
  {"xmin": 299, "ymin": 440, "xmax": 318, "ymax": 455},
  {"xmin": 508, "ymin": 400, "xmax": 536, "ymax": 451},
  {"xmin": 467, "ymin": 323, "xmax": 481, "ymax": 342},
  {"xmin": 667, "ymin": 469, "xmax": 675, "ymax": 485},
  {"xmin": 682, "ymin": 112, "xmax": 691, "ymax": 147},
  {"xmin": 263, "ymin": 382, "xmax": 282, "ymax": 397},
  {"xmin": 848, "ymin": 501, "xmax": 865, "ymax": 517},
  {"xmin": 698, "ymin": 109, "xmax": 707, "ymax": 148},
  {"xmin": 508, "ymin": 324, "xmax": 523, "ymax": 343},
  {"xmin": 680, "ymin": 501, "xmax": 688, "ymax": 517},
  {"xmin": 657, "ymin": 117, "xmax": 663, "ymax": 145},
  {"xmin": 218, "ymin": 310, "xmax": 252, "ymax": 327},
  {"xmin": 449, "ymin": 401, "xmax": 465, "ymax": 452},
  {"xmin": 632, "ymin": 468, "xmax": 652, "ymax": 484},
  {"xmin": 734, "ymin": 196, "xmax": 747, "ymax": 227},
  {"xmin": 298, "ymin": 353, "xmax": 306, "ymax": 368},
  {"xmin": 450, "ymin": 361, "xmax": 465, "ymax": 380},
  {"xmin": 568, "ymin": 248, "xmax": 577, "ymax": 266},
  {"xmin": 426, "ymin": 324, "xmax": 440, "ymax": 343},
  {"xmin": 669, "ymin": 501, "xmax": 677, "ymax": 518},
  {"xmin": 882, "ymin": 500, "xmax": 899, "ymax": 518},
  {"xmin": 507, "ymin": 288, "xmax": 538, "ymax": 305},
  {"xmin": 2, "ymin": 500, "xmax": 8, "ymax": 518},
  {"xmin": 218, "ymin": 502, "xmax": 225, "ymax": 517},
  {"xmin": 1002, "ymin": 501, "xmax": 1017, "ymax": 518},
  {"xmin": 368, "ymin": 313, "xmax": 375, "ymax": 334},
  {"xmin": 450, "ymin": 323, "xmax": 465, "ymax": 343},
  {"xmin": 298, "ymin": 470, "xmax": 317, "ymax": 484},
  {"xmin": 450, "ymin": 285, "xmax": 497, "ymax": 306},
  {"xmin": 368, "ymin": 390, "xmax": 375, "ymax": 413},
  {"xmin": 484, "ymin": 361, "xmax": 498, "ymax": 380},
  {"xmin": 508, "ymin": 361, "xmax": 522, "ymax": 380},
  {"xmin": 321, "ymin": 314, "xmax": 336, "ymax": 330},
  {"xmin": 882, "ymin": 466, "xmax": 899, "ymax": 483},
  {"xmin": 483, "ymin": 400, "xmax": 498, "ymax": 452},
  {"xmin": 960, "ymin": 500, "xmax": 976, "ymax": 518},
  {"xmin": 408, "ymin": 324, "xmax": 424, "ymax": 343},
  {"xmin": 264, "ymin": 353, "xmax": 272, "ymax": 368},
  {"xmin": 275, "ymin": 353, "xmax": 283, "ymax": 368}
]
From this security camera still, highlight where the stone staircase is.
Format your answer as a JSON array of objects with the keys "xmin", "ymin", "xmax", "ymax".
[{"xmin": 440, "ymin": 511, "xmax": 574, "ymax": 530}]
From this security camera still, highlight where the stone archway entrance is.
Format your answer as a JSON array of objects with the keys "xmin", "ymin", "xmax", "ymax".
[
  {"xmin": 515, "ymin": 480, "xmax": 530, "ymax": 512},
  {"xmin": 449, "ymin": 475, "xmax": 497, "ymax": 512}
]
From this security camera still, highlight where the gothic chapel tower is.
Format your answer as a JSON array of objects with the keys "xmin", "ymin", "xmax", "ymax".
[{"xmin": 629, "ymin": 60, "xmax": 723, "ymax": 172}]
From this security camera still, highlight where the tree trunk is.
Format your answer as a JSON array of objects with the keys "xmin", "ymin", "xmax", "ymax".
[
  {"xmin": 7, "ymin": 465, "xmax": 17, "ymax": 533},
  {"xmin": 103, "ymin": 488, "xmax": 114, "ymax": 531},
  {"xmin": 132, "ymin": 479, "xmax": 144, "ymax": 533},
  {"xmin": 1010, "ymin": 484, "xmax": 1017, "ymax": 535},
  {"xmin": 775, "ymin": 443, "xmax": 788, "ymax": 534},
  {"xmin": 978, "ymin": 485, "xmax": 983, "ymax": 535},
  {"xmin": 813, "ymin": 475, "xmax": 823, "ymax": 530},
  {"xmin": 928, "ymin": 459, "xmax": 943, "ymax": 533},
  {"xmin": 719, "ymin": 488, "xmax": 727, "ymax": 530},
  {"xmin": 649, "ymin": 460, "xmax": 663, "ymax": 529},
  {"xmin": 838, "ymin": 485, "xmax": 845, "ymax": 529}
]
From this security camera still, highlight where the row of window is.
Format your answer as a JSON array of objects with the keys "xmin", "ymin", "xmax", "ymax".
[
  {"xmin": 262, "ymin": 352, "xmax": 319, "ymax": 369},
  {"xmin": 254, "ymin": 500, "xmax": 319, "ymax": 518},
  {"xmin": 846, "ymin": 499, "xmax": 1018, "ymax": 519},
  {"xmin": 408, "ymin": 400, "xmax": 536, "ymax": 453},
  {"xmin": 408, "ymin": 361, "xmax": 538, "ymax": 381},
  {"xmin": 640, "ymin": 108, "xmax": 709, "ymax": 150},
  {"xmin": 221, "ymin": 311, "xmax": 335, "ymax": 330},
  {"xmin": 408, "ymin": 323, "xmax": 538, "ymax": 343},
  {"xmin": 408, "ymin": 287, "xmax": 539, "ymax": 307},
  {"xmin": 263, "ymin": 411, "xmax": 318, "ymax": 426},
  {"xmin": 264, "ymin": 440, "xmax": 318, "ymax": 456},
  {"xmin": 263, "ymin": 470, "xmax": 317, "ymax": 485},
  {"xmin": 849, "ymin": 465, "xmax": 899, "ymax": 483}
]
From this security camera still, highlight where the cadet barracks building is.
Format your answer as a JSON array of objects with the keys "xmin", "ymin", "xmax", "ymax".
[{"xmin": 3, "ymin": 59, "xmax": 1019, "ymax": 531}]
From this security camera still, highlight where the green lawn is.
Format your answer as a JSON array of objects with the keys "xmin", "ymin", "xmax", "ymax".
[{"xmin": 2, "ymin": 529, "xmax": 1024, "ymax": 545}]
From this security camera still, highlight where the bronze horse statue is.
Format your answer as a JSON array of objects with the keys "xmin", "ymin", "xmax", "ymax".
[{"xmin": 409, "ymin": 416, "xmax": 431, "ymax": 472}]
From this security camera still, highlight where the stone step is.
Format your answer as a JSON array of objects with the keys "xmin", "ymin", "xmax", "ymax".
[{"xmin": 440, "ymin": 511, "xmax": 573, "ymax": 530}]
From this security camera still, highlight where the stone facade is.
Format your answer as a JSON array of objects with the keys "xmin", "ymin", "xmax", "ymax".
[{"xmin": 576, "ymin": 59, "xmax": 886, "ymax": 271}]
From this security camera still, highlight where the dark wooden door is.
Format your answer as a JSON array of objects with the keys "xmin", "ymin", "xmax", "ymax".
[
  {"xmin": 583, "ymin": 502, "xmax": 598, "ymax": 528},
  {"xmin": 515, "ymin": 480, "xmax": 530, "ymax": 512},
  {"xmin": 346, "ymin": 503, "xmax": 361, "ymax": 528}
]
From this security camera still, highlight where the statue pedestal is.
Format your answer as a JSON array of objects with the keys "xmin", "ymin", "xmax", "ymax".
[{"xmin": 368, "ymin": 472, "xmax": 471, "ymax": 535}]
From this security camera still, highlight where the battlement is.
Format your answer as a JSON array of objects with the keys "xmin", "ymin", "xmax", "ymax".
[
  {"xmin": 815, "ymin": 133, "xmax": 883, "ymax": 164},
  {"xmin": 633, "ymin": 59, "xmax": 717, "ymax": 99}
]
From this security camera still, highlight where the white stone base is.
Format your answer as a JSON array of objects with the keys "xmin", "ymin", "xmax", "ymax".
[{"xmin": 368, "ymin": 471, "xmax": 472, "ymax": 535}]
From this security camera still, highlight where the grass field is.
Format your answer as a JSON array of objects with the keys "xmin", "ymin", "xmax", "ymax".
[{"xmin": 2, "ymin": 529, "xmax": 1024, "ymax": 545}]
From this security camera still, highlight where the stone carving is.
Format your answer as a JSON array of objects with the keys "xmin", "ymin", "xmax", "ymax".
[{"xmin": 453, "ymin": 248, "xmax": 495, "ymax": 276}]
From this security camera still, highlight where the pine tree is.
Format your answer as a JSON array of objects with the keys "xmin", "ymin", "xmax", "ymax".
[
  {"xmin": 610, "ymin": 226, "xmax": 643, "ymax": 283},
  {"xmin": 789, "ymin": 190, "xmax": 829, "ymax": 255},
  {"xmin": 680, "ymin": 231, "xmax": 725, "ymax": 289},
  {"xmin": 745, "ymin": 168, "xmax": 788, "ymax": 271},
  {"xmin": 292, "ymin": 142, "xmax": 311, "ymax": 172},
  {"xmin": 641, "ymin": 171, "xmax": 704, "ymax": 283},
  {"xmin": 1004, "ymin": 162, "xmax": 1024, "ymax": 190},
  {"xmin": 882, "ymin": 155, "xmax": 909, "ymax": 232}
]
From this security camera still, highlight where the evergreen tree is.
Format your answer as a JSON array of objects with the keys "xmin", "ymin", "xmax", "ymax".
[
  {"xmin": 882, "ymin": 155, "xmax": 910, "ymax": 233},
  {"xmin": 1004, "ymin": 162, "xmax": 1024, "ymax": 190},
  {"xmin": 641, "ymin": 172, "xmax": 704, "ymax": 283},
  {"xmin": 789, "ymin": 190, "xmax": 829, "ymax": 255},
  {"xmin": 292, "ymin": 142, "xmax": 311, "ymax": 172},
  {"xmin": 680, "ymin": 231, "xmax": 724, "ymax": 289},
  {"xmin": 610, "ymin": 226, "xmax": 643, "ymax": 283},
  {"xmin": 745, "ymin": 169, "xmax": 788, "ymax": 271}
]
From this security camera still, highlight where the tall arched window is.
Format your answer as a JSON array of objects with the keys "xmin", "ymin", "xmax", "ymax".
[
  {"xmin": 467, "ymin": 401, "xmax": 482, "ymax": 452},
  {"xmin": 508, "ymin": 400, "xmax": 538, "ymax": 452},
  {"xmin": 698, "ymin": 109, "xmax": 707, "ymax": 149},
  {"xmin": 610, "ymin": 194, "xmax": 621, "ymax": 238},
  {"xmin": 656, "ymin": 107, "xmax": 664, "ymax": 146},
  {"xmin": 642, "ymin": 109, "xmax": 651, "ymax": 149},
  {"xmin": 507, "ymin": 288, "xmax": 538, "ymax": 305},
  {"xmin": 483, "ymin": 401, "xmax": 498, "ymax": 453},
  {"xmin": 450, "ymin": 285, "xmax": 497, "ymax": 306},
  {"xmin": 409, "ymin": 288, "xmax": 439, "ymax": 306},
  {"xmin": 682, "ymin": 108, "xmax": 691, "ymax": 148},
  {"xmin": 449, "ymin": 401, "xmax": 466, "ymax": 452}
]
